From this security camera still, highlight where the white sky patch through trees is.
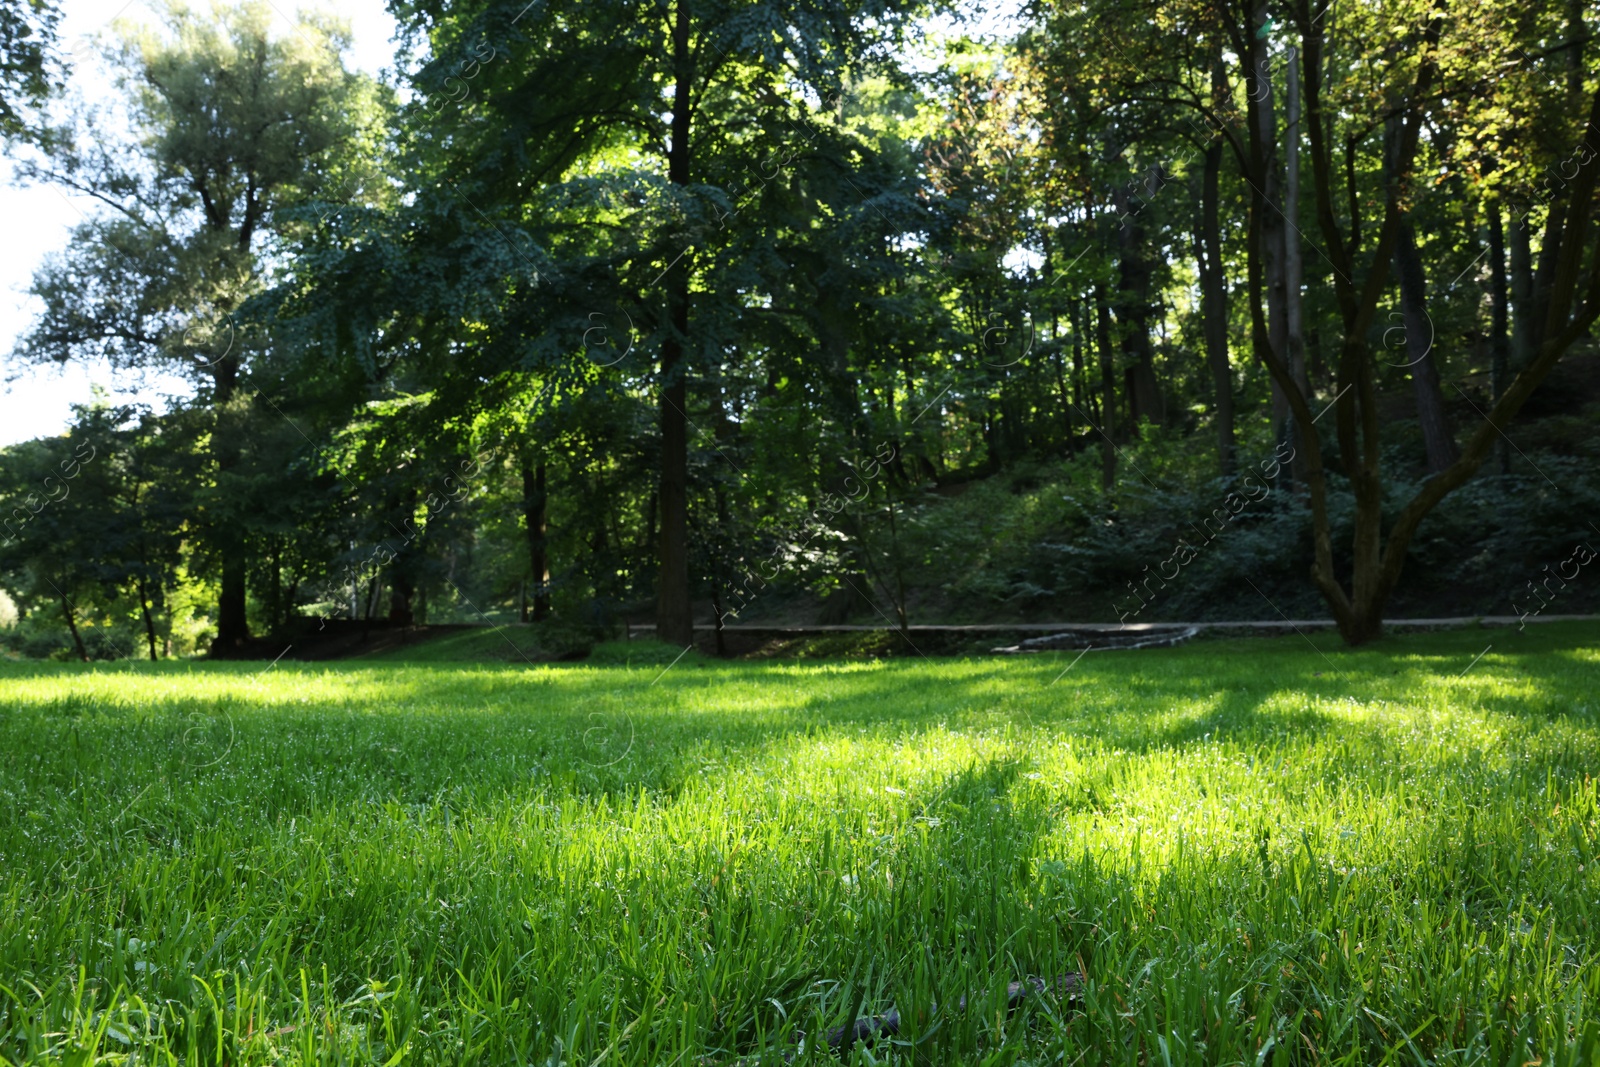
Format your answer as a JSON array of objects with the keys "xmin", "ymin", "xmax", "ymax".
[
  {"xmin": 0, "ymin": 0, "xmax": 400, "ymax": 446},
  {"xmin": 0, "ymin": 0, "xmax": 1026, "ymax": 445}
]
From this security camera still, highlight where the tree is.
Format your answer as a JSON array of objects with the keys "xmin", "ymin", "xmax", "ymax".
[
  {"xmin": 1026, "ymin": 0, "xmax": 1600, "ymax": 644},
  {"xmin": 1262, "ymin": 0, "xmax": 1600, "ymax": 643},
  {"xmin": 0, "ymin": 426, "xmax": 101, "ymax": 661},
  {"xmin": 0, "ymin": 0, "xmax": 59, "ymax": 144},
  {"xmin": 12, "ymin": 0, "xmax": 387, "ymax": 652},
  {"xmin": 0, "ymin": 400, "xmax": 197, "ymax": 661},
  {"xmin": 390, "ymin": 0, "xmax": 933, "ymax": 645}
]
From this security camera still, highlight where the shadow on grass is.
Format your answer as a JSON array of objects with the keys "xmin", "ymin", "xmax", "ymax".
[
  {"xmin": 4, "ymin": 630, "xmax": 1598, "ymax": 1065},
  {"xmin": 2, "ymin": 623, "xmax": 1596, "ymax": 812}
]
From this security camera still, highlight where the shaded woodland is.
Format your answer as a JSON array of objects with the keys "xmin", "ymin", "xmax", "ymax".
[{"xmin": 4, "ymin": 0, "xmax": 1600, "ymax": 658}]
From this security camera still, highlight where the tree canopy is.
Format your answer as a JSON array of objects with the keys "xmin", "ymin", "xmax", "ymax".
[{"xmin": 4, "ymin": 0, "xmax": 1599, "ymax": 657}]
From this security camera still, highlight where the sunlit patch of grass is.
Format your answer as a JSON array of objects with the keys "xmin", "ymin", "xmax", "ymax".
[{"xmin": 1, "ymin": 623, "xmax": 1597, "ymax": 1064}]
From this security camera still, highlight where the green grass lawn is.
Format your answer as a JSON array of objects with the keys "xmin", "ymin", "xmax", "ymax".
[{"xmin": 2, "ymin": 625, "xmax": 1598, "ymax": 1065}]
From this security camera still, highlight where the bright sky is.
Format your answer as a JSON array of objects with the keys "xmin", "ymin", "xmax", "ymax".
[
  {"xmin": 0, "ymin": 0, "xmax": 1023, "ymax": 448},
  {"xmin": 0, "ymin": 0, "xmax": 401, "ymax": 447}
]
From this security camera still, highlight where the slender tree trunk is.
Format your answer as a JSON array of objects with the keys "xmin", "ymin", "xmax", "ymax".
[
  {"xmin": 523, "ymin": 461, "xmax": 550, "ymax": 621},
  {"xmin": 387, "ymin": 573, "xmax": 416, "ymax": 625},
  {"xmin": 138, "ymin": 577, "xmax": 158, "ymax": 661},
  {"xmin": 1284, "ymin": 45, "xmax": 1309, "ymax": 485},
  {"xmin": 1052, "ymin": 345, "xmax": 1074, "ymax": 454},
  {"xmin": 656, "ymin": 0, "xmax": 695, "ymax": 646},
  {"xmin": 883, "ymin": 493, "xmax": 910, "ymax": 636},
  {"xmin": 1530, "ymin": 210, "xmax": 1562, "ymax": 352},
  {"xmin": 1568, "ymin": 0, "xmax": 1586, "ymax": 101},
  {"xmin": 1344, "ymin": 136, "xmax": 1362, "ymax": 254},
  {"xmin": 1247, "ymin": 8, "xmax": 1290, "ymax": 446},
  {"xmin": 1394, "ymin": 214, "xmax": 1459, "ymax": 473},
  {"xmin": 1198, "ymin": 127, "xmax": 1234, "ymax": 476},
  {"xmin": 1510, "ymin": 212, "xmax": 1535, "ymax": 371},
  {"xmin": 61, "ymin": 595, "xmax": 88, "ymax": 663},
  {"xmin": 1115, "ymin": 181, "xmax": 1163, "ymax": 426},
  {"xmin": 270, "ymin": 539, "xmax": 285, "ymax": 631},
  {"xmin": 643, "ymin": 489, "xmax": 657, "ymax": 556},
  {"xmin": 1095, "ymin": 287, "xmax": 1117, "ymax": 490},
  {"xmin": 385, "ymin": 491, "xmax": 418, "ymax": 625},
  {"xmin": 1083, "ymin": 299, "xmax": 1101, "ymax": 427},
  {"xmin": 709, "ymin": 580, "xmax": 728, "ymax": 656},
  {"xmin": 1071, "ymin": 301, "xmax": 1087, "ymax": 445},
  {"xmin": 1489, "ymin": 200, "xmax": 1511, "ymax": 475},
  {"xmin": 1309, "ymin": 325, "xmax": 1326, "ymax": 387},
  {"xmin": 710, "ymin": 481, "xmax": 732, "ymax": 656},
  {"xmin": 210, "ymin": 359, "xmax": 250, "ymax": 653},
  {"xmin": 1042, "ymin": 232, "xmax": 1074, "ymax": 454}
]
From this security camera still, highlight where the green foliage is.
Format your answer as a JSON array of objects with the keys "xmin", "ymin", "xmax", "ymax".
[
  {"xmin": 5, "ymin": 0, "xmax": 1598, "ymax": 646},
  {"xmin": 0, "ymin": 0, "xmax": 59, "ymax": 143},
  {"xmin": 0, "ymin": 400, "xmax": 206, "ymax": 661},
  {"xmin": 1393, "ymin": 455, "xmax": 1600, "ymax": 616},
  {"xmin": 16, "ymin": 1, "xmax": 387, "ymax": 379},
  {"xmin": 7, "ymin": 0, "xmax": 391, "ymax": 651}
]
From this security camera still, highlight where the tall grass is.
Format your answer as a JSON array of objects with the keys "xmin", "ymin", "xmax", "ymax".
[{"xmin": 2, "ymin": 624, "xmax": 1597, "ymax": 1064}]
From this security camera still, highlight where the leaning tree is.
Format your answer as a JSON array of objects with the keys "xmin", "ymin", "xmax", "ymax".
[{"xmin": 1036, "ymin": 0, "xmax": 1600, "ymax": 644}]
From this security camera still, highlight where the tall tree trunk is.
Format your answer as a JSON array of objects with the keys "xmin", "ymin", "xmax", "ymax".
[
  {"xmin": 1510, "ymin": 212, "xmax": 1535, "ymax": 372},
  {"xmin": 1489, "ymin": 200, "xmax": 1511, "ymax": 475},
  {"xmin": 523, "ymin": 461, "xmax": 550, "ymax": 621},
  {"xmin": 61, "ymin": 595, "xmax": 88, "ymax": 663},
  {"xmin": 1284, "ymin": 45, "xmax": 1309, "ymax": 485},
  {"xmin": 643, "ymin": 489, "xmax": 657, "ymax": 557},
  {"xmin": 1043, "ymin": 232, "xmax": 1074, "ymax": 454},
  {"xmin": 1052, "ymin": 344, "xmax": 1075, "ymax": 454},
  {"xmin": 886, "ymin": 495, "xmax": 909, "ymax": 637},
  {"xmin": 1568, "ymin": 0, "xmax": 1586, "ymax": 99},
  {"xmin": 1530, "ymin": 210, "xmax": 1562, "ymax": 353},
  {"xmin": 1115, "ymin": 181, "xmax": 1164, "ymax": 426},
  {"xmin": 656, "ymin": 0, "xmax": 694, "ymax": 646},
  {"xmin": 210, "ymin": 359, "xmax": 250, "ymax": 653},
  {"xmin": 1394, "ymin": 214, "xmax": 1459, "ymax": 473},
  {"xmin": 1344, "ymin": 136, "xmax": 1361, "ymax": 254},
  {"xmin": 387, "ymin": 573, "xmax": 416, "ymax": 625},
  {"xmin": 138, "ymin": 577, "xmax": 158, "ymax": 661},
  {"xmin": 1070, "ymin": 301, "xmax": 1087, "ymax": 452},
  {"xmin": 709, "ymin": 580, "xmax": 728, "ymax": 656},
  {"xmin": 1284, "ymin": 3, "xmax": 1600, "ymax": 644},
  {"xmin": 386, "ymin": 492, "xmax": 418, "ymax": 625},
  {"xmin": 1246, "ymin": 7, "xmax": 1290, "ymax": 447},
  {"xmin": 710, "ymin": 481, "xmax": 733, "ymax": 656},
  {"xmin": 1198, "ymin": 118, "xmax": 1234, "ymax": 476},
  {"xmin": 1095, "ymin": 287, "xmax": 1117, "ymax": 490}
]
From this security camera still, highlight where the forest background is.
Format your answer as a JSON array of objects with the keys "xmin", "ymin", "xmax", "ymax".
[{"xmin": 2, "ymin": 0, "xmax": 1598, "ymax": 661}]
